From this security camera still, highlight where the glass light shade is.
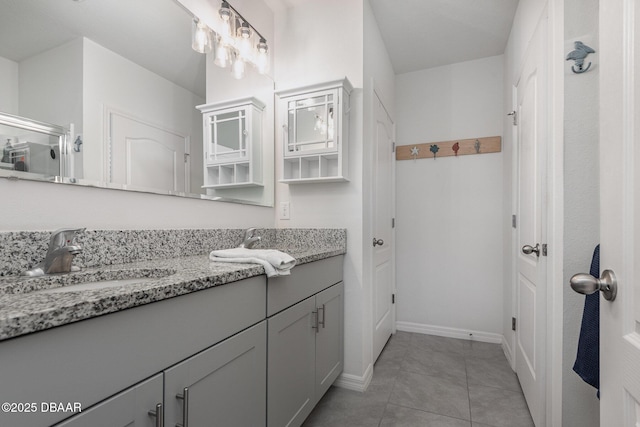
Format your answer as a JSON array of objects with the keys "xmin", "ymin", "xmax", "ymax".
[
  {"xmin": 191, "ymin": 20, "xmax": 213, "ymax": 54},
  {"xmin": 237, "ymin": 22, "xmax": 252, "ymax": 60},
  {"xmin": 219, "ymin": 2, "xmax": 233, "ymax": 40},
  {"xmin": 232, "ymin": 55, "xmax": 245, "ymax": 79},
  {"xmin": 214, "ymin": 38, "xmax": 230, "ymax": 68},
  {"xmin": 256, "ymin": 38, "xmax": 269, "ymax": 74}
]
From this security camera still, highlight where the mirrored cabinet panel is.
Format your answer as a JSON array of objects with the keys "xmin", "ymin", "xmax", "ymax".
[
  {"xmin": 277, "ymin": 78, "xmax": 352, "ymax": 184},
  {"xmin": 198, "ymin": 97, "xmax": 265, "ymax": 189}
]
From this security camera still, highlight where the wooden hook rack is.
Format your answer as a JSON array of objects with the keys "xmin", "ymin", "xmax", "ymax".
[{"xmin": 396, "ymin": 136, "xmax": 501, "ymax": 161}]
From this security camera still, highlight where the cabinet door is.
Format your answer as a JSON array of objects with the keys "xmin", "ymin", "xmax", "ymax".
[
  {"xmin": 164, "ymin": 321, "xmax": 267, "ymax": 427},
  {"xmin": 54, "ymin": 374, "xmax": 163, "ymax": 427},
  {"xmin": 315, "ymin": 282, "xmax": 344, "ymax": 400},
  {"xmin": 268, "ymin": 297, "xmax": 317, "ymax": 427}
]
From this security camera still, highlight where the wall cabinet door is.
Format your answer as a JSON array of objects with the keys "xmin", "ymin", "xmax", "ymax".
[
  {"xmin": 267, "ymin": 296, "xmax": 317, "ymax": 427},
  {"xmin": 315, "ymin": 282, "xmax": 344, "ymax": 399},
  {"xmin": 54, "ymin": 374, "xmax": 163, "ymax": 427},
  {"xmin": 164, "ymin": 321, "xmax": 267, "ymax": 427}
]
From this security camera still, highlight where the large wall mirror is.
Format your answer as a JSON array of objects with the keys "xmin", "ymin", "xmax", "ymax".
[{"xmin": 0, "ymin": 0, "xmax": 275, "ymax": 206}]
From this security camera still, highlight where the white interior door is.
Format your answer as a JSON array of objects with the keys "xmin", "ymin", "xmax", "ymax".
[
  {"xmin": 372, "ymin": 89, "xmax": 394, "ymax": 362},
  {"xmin": 515, "ymin": 14, "xmax": 547, "ymax": 427},
  {"xmin": 107, "ymin": 110, "xmax": 189, "ymax": 193},
  {"xmin": 598, "ymin": 1, "xmax": 640, "ymax": 424}
]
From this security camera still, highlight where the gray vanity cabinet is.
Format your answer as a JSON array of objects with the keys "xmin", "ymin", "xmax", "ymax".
[
  {"xmin": 54, "ymin": 374, "xmax": 163, "ymax": 427},
  {"xmin": 164, "ymin": 321, "xmax": 267, "ymax": 427},
  {"xmin": 314, "ymin": 283, "xmax": 344, "ymax": 398},
  {"xmin": 267, "ymin": 297, "xmax": 317, "ymax": 427},
  {"xmin": 266, "ymin": 255, "xmax": 344, "ymax": 427},
  {"xmin": 267, "ymin": 282, "xmax": 344, "ymax": 427}
]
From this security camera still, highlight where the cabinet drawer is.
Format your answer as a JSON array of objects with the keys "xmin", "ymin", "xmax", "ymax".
[{"xmin": 267, "ymin": 255, "xmax": 343, "ymax": 316}]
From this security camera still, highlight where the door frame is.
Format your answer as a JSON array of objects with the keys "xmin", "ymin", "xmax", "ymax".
[{"xmin": 509, "ymin": 2, "xmax": 565, "ymax": 426}]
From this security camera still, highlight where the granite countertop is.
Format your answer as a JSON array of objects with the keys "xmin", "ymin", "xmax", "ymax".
[{"xmin": 0, "ymin": 246, "xmax": 345, "ymax": 342}]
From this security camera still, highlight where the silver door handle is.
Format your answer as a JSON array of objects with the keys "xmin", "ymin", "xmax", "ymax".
[
  {"xmin": 522, "ymin": 244, "xmax": 540, "ymax": 256},
  {"xmin": 176, "ymin": 387, "xmax": 189, "ymax": 427},
  {"xmin": 148, "ymin": 403, "xmax": 164, "ymax": 427},
  {"xmin": 373, "ymin": 238, "xmax": 384, "ymax": 247},
  {"xmin": 570, "ymin": 269, "xmax": 617, "ymax": 301}
]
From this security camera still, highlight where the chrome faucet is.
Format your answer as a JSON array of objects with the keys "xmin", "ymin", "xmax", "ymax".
[
  {"xmin": 239, "ymin": 227, "xmax": 261, "ymax": 249},
  {"xmin": 22, "ymin": 228, "xmax": 86, "ymax": 276}
]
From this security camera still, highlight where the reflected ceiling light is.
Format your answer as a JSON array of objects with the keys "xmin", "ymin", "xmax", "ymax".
[
  {"xmin": 190, "ymin": 0, "xmax": 269, "ymax": 79},
  {"xmin": 232, "ymin": 53, "xmax": 246, "ymax": 80},
  {"xmin": 192, "ymin": 19, "xmax": 213, "ymax": 54}
]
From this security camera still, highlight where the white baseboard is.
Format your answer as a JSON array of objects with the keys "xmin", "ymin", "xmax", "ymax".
[
  {"xmin": 502, "ymin": 336, "xmax": 515, "ymax": 370},
  {"xmin": 395, "ymin": 321, "xmax": 503, "ymax": 344},
  {"xmin": 333, "ymin": 363, "xmax": 373, "ymax": 392}
]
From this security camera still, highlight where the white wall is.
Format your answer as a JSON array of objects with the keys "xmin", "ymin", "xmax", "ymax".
[
  {"xmin": 0, "ymin": 56, "xmax": 18, "ymax": 114},
  {"xmin": 273, "ymin": 0, "xmax": 369, "ymax": 382},
  {"xmin": 18, "ymin": 38, "xmax": 83, "ymax": 130},
  {"xmin": 82, "ymin": 38, "xmax": 204, "ymax": 189},
  {"xmin": 562, "ymin": 0, "xmax": 600, "ymax": 425},
  {"xmin": 395, "ymin": 55, "xmax": 504, "ymax": 339}
]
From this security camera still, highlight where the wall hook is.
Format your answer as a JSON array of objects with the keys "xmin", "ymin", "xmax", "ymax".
[
  {"xmin": 566, "ymin": 41, "xmax": 595, "ymax": 74},
  {"xmin": 73, "ymin": 135, "xmax": 83, "ymax": 152},
  {"xmin": 429, "ymin": 144, "xmax": 439, "ymax": 159},
  {"xmin": 410, "ymin": 146, "xmax": 420, "ymax": 160},
  {"xmin": 452, "ymin": 142, "xmax": 460, "ymax": 156},
  {"xmin": 474, "ymin": 139, "xmax": 481, "ymax": 153}
]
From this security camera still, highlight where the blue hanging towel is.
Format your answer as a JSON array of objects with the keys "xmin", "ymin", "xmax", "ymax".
[{"xmin": 573, "ymin": 245, "xmax": 600, "ymax": 396}]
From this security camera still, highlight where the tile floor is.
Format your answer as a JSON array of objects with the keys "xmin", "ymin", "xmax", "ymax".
[{"xmin": 303, "ymin": 331, "xmax": 534, "ymax": 427}]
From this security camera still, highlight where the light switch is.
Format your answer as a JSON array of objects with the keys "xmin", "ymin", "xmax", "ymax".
[{"xmin": 279, "ymin": 201, "xmax": 290, "ymax": 220}]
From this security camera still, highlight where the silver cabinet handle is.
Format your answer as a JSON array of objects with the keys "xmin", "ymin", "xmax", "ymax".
[
  {"xmin": 148, "ymin": 403, "xmax": 164, "ymax": 427},
  {"xmin": 176, "ymin": 387, "xmax": 189, "ymax": 427},
  {"xmin": 570, "ymin": 269, "xmax": 617, "ymax": 301},
  {"xmin": 373, "ymin": 238, "xmax": 384, "ymax": 247},
  {"xmin": 311, "ymin": 309, "xmax": 319, "ymax": 332},
  {"xmin": 318, "ymin": 304, "xmax": 326, "ymax": 328},
  {"xmin": 522, "ymin": 244, "xmax": 540, "ymax": 256}
]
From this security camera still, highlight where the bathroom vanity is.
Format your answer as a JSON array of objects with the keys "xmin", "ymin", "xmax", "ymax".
[{"xmin": 0, "ymin": 231, "xmax": 345, "ymax": 427}]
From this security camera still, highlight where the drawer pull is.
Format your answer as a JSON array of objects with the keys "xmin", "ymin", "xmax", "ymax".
[
  {"xmin": 312, "ymin": 309, "xmax": 319, "ymax": 332},
  {"xmin": 176, "ymin": 387, "xmax": 189, "ymax": 427}
]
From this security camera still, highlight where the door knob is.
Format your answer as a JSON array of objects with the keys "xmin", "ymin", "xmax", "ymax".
[
  {"xmin": 570, "ymin": 269, "xmax": 617, "ymax": 301},
  {"xmin": 373, "ymin": 238, "xmax": 384, "ymax": 247},
  {"xmin": 522, "ymin": 244, "xmax": 540, "ymax": 256}
]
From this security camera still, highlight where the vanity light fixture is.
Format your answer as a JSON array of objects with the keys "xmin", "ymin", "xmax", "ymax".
[{"xmin": 190, "ymin": 0, "xmax": 270, "ymax": 78}]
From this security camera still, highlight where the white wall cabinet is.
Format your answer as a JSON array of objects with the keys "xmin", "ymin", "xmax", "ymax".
[
  {"xmin": 277, "ymin": 79, "xmax": 352, "ymax": 184},
  {"xmin": 197, "ymin": 97, "xmax": 265, "ymax": 188},
  {"xmin": 267, "ymin": 278, "xmax": 344, "ymax": 427}
]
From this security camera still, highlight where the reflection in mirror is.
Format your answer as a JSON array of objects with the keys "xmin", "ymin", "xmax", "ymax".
[{"xmin": 0, "ymin": 0, "xmax": 274, "ymax": 206}]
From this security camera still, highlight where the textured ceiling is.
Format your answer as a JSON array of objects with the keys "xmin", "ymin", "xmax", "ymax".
[{"xmin": 369, "ymin": 0, "xmax": 519, "ymax": 74}]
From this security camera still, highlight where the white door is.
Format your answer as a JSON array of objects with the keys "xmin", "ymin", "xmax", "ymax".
[
  {"xmin": 598, "ymin": 1, "xmax": 640, "ymax": 424},
  {"xmin": 514, "ymin": 14, "xmax": 548, "ymax": 427},
  {"xmin": 372, "ymin": 89, "xmax": 395, "ymax": 362},
  {"xmin": 107, "ymin": 110, "xmax": 189, "ymax": 193}
]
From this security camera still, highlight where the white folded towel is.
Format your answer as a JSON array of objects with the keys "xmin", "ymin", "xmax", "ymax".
[{"xmin": 209, "ymin": 248, "xmax": 297, "ymax": 278}]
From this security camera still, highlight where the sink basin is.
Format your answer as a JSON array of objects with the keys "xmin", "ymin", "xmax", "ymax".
[
  {"xmin": 34, "ymin": 276, "xmax": 161, "ymax": 294},
  {"xmin": 1, "ymin": 268, "xmax": 176, "ymax": 295}
]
